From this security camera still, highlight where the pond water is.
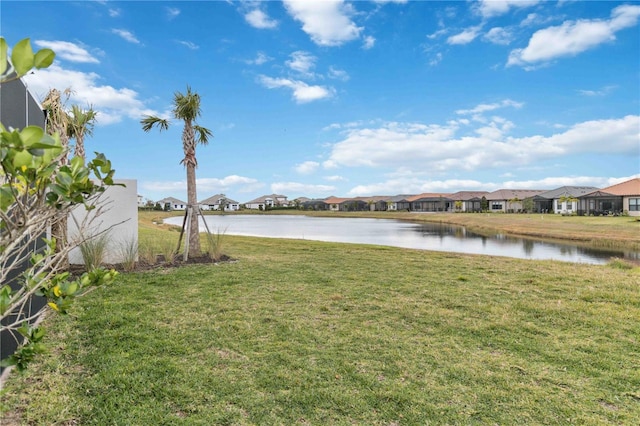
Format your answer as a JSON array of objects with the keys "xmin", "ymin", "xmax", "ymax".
[{"xmin": 164, "ymin": 214, "xmax": 636, "ymax": 265}]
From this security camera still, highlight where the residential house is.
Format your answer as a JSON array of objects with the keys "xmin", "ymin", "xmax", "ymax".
[
  {"xmin": 244, "ymin": 194, "xmax": 289, "ymax": 210},
  {"xmin": 448, "ymin": 191, "xmax": 490, "ymax": 212},
  {"xmin": 486, "ymin": 189, "xmax": 544, "ymax": 213},
  {"xmin": 157, "ymin": 197, "xmax": 187, "ymax": 211},
  {"xmin": 199, "ymin": 194, "xmax": 240, "ymax": 211},
  {"xmin": 323, "ymin": 196, "xmax": 368, "ymax": 211},
  {"xmin": 578, "ymin": 178, "xmax": 640, "ymax": 216},
  {"xmin": 359, "ymin": 196, "xmax": 391, "ymax": 211},
  {"xmin": 301, "ymin": 198, "xmax": 331, "ymax": 211},
  {"xmin": 385, "ymin": 195, "xmax": 412, "ymax": 211},
  {"xmin": 292, "ymin": 197, "xmax": 311, "ymax": 209},
  {"xmin": 533, "ymin": 186, "xmax": 599, "ymax": 214},
  {"xmin": 408, "ymin": 193, "xmax": 451, "ymax": 212}
]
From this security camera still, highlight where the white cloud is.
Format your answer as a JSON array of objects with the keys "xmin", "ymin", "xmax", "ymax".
[
  {"xmin": 34, "ymin": 40, "xmax": 100, "ymax": 64},
  {"xmin": 347, "ymin": 178, "xmax": 486, "ymax": 197},
  {"xmin": 142, "ymin": 175, "xmax": 264, "ymax": 195},
  {"xmin": 283, "ymin": 0, "xmax": 362, "ymax": 46},
  {"xmin": 363, "ymin": 35, "xmax": 376, "ymax": 49},
  {"xmin": 286, "ymin": 51, "xmax": 317, "ymax": 76},
  {"xmin": 245, "ymin": 9, "xmax": 278, "ymax": 29},
  {"xmin": 456, "ymin": 99, "xmax": 523, "ymax": 115},
  {"xmin": 476, "ymin": 0, "xmax": 540, "ymax": 18},
  {"xmin": 177, "ymin": 40, "xmax": 199, "ymax": 50},
  {"xmin": 166, "ymin": 7, "xmax": 180, "ymax": 20},
  {"xmin": 24, "ymin": 64, "xmax": 158, "ymax": 126},
  {"xmin": 271, "ymin": 182, "xmax": 335, "ymax": 195},
  {"xmin": 258, "ymin": 75, "xmax": 334, "ymax": 103},
  {"xmin": 577, "ymin": 85, "xmax": 617, "ymax": 96},
  {"xmin": 328, "ymin": 66, "xmax": 349, "ymax": 81},
  {"xmin": 295, "ymin": 161, "xmax": 320, "ymax": 174},
  {"xmin": 508, "ymin": 4, "xmax": 640, "ymax": 67},
  {"xmin": 325, "ymin": 115, "xmax": 639, "ymax": 174},
  {"xmin": 447, "ymin": 26, "xmax": 482, "ymax": 45},
  {"xmin": 245, "ymin": 51, "xmax": 272, "ymax": 65},
  {"xmin": 324, "ymin": 175, "xmax": 346, "ymax": 182},
  {"xmin": 429, "ymin": 52, "xmax": 443, "ymax": 66},
  {"xmin": 483, "ymin": 27, "xmax": 513, "ymax": 45},
  {"xmin": 108, "ymin": 8, "xmax": 121, "ymax": 18},
  {"xmin": 427, "ymin": 28, "xmax": 448, "ymax": 40},
  {"xmin": 111, "ymin": 29, "xmax": 140, "ymax": 44}
]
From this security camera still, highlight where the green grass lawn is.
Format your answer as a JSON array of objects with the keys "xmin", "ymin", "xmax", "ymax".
[{"xmin": 2, "ymin": 232, "xmax": 639, "ymax": 424}]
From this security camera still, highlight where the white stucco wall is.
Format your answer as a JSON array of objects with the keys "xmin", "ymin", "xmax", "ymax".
[{"xmin": 68, "ymin": 179, "xmax": 138, "ymax": 265}]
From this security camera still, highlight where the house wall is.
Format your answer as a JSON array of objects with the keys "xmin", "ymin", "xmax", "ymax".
[
  {"xmin": 554, "ymin": 199, "xmax": 577, "ymax": 214},
  {"xmin": 624, "ymin": 196, "xmax": 640, "ymax": 217},
  {"xmin": 68, "ymin": 179, "xmax": 138, "ymax": 265}
]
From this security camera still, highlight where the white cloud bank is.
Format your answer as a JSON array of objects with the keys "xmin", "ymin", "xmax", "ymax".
[
  {"xmin": 258, "ymin": 76, "xmax": 334, "ymax": 103},
  {"xmin": 283, "ymin": 0, "xmax": 362, "ymax": 46},
  {"xmin": 326, "ymin": 114, "xmax": 640, "ymax": 174},
  {"xmin": 508, "ymin": 4, "xmax": 640, "ymax": 67},
  {"xmin": 245, "ymin": 9, "xmax": 278, "ymax": 29},
  {"xmin": 34, "ymin": 40, "xmax": 100, "ymax": 63},
  {"xmin": 476, "ymin": 0, "xmax": 540, "ymax": 18},
  {"xmin": 271, "ymin": 182, "xmax": 336, "ymax": 196},
  {"xmin": 24, "ymin": 64, "xmax": 158, "ymax": 125},
  {"xmin": 142, "ymin": 175, "xmax": 264, "ymax": 195}
]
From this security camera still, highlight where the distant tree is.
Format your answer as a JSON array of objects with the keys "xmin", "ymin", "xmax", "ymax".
[
  {"xmin": 141, "ymin": 87, "xmax": 213, "ymax": 258},
  {"xmin": 523, "ymin": 198, "xmax": 534, "ymax": 213},
  {"xmin": 481, "ymin": 196, "xmax": 488, "ymax": 212},
  {"xmin": 67, "ymin": 104, "xmax": 97, "ymax": 160}
]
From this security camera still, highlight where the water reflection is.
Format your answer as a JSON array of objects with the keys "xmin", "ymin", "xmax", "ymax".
[{"xmin": 163, "ymin": 215, "xmax": 632, "ymax": 265}]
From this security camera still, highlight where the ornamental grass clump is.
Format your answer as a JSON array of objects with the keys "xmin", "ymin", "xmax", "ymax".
[
  {"xmin": 79, "ymin": 232, "xmax": 110, "ymax": 271},
  {"xmin": 205, "ymin": 227, "xmax": 227, "ymax": 261},
  {"xmin": 117, "ymin": 236, "xmax": 138, "ymax": 272}
]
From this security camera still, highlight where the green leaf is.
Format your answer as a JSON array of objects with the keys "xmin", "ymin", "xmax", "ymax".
[
  {"xmin": 20, "ymin": 126, "xmax": 44, "ymax": 147},
  {"xmin": 34, "ymin": 48, "xmax": 54, "ymax": 69},
  {"xmin": 0, "ymin": 38, "xmax": 8, "ymax": 77},
  {"xmin": 11, "ymin": 38, "xmax": 35, "ymax": 77},
  {"xmin": 0, "ymin": 186, "xmax": 15, "ymax": 211}
]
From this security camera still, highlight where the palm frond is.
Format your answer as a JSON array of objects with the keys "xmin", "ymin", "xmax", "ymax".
[
  {"xmin": 140, "ymin": 116, "xmax": 170, "ymax": 132},
  {"xmin": 173, "ymin": 86, "xmax": 201, "ymax": 121},
  {"xmin": 194, "ymin": 125, "xmax": 213, "ymax": 145}
]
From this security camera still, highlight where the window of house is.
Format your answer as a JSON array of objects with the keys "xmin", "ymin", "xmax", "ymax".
[
  {"xmin": 630, "ymin": 198, "xmax": 640, "ymax": 211},
  {"xmin": 491, "ymin": 202, "xmax": 502, "ymax": 210},
  {"xmin": 567, "ymin": 202, "xmax": 572, "ymax": 210}
]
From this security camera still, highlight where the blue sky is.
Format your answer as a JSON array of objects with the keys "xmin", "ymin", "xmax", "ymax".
[{"xmin": 2, "ymin": 0, "xmax": 639, "ymax": 204}]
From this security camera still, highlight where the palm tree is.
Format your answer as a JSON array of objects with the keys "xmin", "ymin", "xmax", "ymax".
[
  {"xmin": 42, "ymin": 88, "xmax": 72, "ymax": 267},
  {"xmin": 68, "ymin": 105, "xmax": 97, "ymax": 160},
  {"xmin": 41, "ymin": 88, "xmax": 71, "ymax": 164},
  {"xmin": 141, "ymin": 86, "xmax": 213, "ymax": 258}
]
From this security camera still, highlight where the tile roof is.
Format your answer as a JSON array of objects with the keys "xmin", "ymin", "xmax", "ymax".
[
  {"xmin": 536, "ymin": 186, "xmax": 599, "ymax": 199},
  {"xmin": 486, "ymin": 189, "xmax": 545, "ymax": 200},
  {"xmin": 448, "ymin": 191, "xmax": 490, "ymax": 200},
  {"xmin": 199, "ymin": 194, "xmax": 239, "ymax": 204},
  {"xmin": 407, "ymin": 193, "xmax": 451, "ymax": 202},
  {"xmin": 157, "ymin": 196, "xmax": 187, "ymax": 204},
  {"xmin": 597, "ymin": 178, "xmax": 640, "ymax": 196}
]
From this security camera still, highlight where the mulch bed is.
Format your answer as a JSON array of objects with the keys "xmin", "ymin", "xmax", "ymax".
[{"xmin": 68, "ymin": 254, "xmax": 234, "ymax": 276}]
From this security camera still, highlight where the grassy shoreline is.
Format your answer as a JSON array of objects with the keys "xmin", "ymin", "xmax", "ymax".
[{"xmin": 2, "ymin": 213, "xmax": 639, "ymax": 424}]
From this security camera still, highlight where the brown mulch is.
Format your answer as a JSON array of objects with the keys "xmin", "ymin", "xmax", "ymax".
[{"xmin": 68, "ymin": 254, "xmax": 234, "ymax": 276}]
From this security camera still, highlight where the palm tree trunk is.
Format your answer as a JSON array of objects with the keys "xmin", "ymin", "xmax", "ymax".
[
  {"xmin": 74, "ymin": 134, "xmax": 85, "ymax": 159},
  {"xmin": 183, "ymin": 122, "xmax": 201, "ymax": 258},
  {"xmin": 186, "ymin": 163, "xmax": 200, "ymax": 257}
]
